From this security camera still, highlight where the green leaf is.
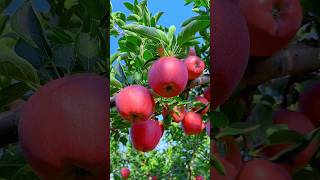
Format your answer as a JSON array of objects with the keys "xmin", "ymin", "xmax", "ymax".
[
  {"xmin": 210, "ymin": 154, "xmax": 225, "ymax": 175},
  {"xmin": 0, "ymin": 45, "xmax": 39, "ymax": 84},
  {"xmin": 76, "ymin": 33, "xmax": 99, "ymax": 71},
  {"xmin": 154, "ymin": 12, "xmax": 164, "ymax": 23},
  {"xmin": 52, "ymin": 44, "xmax": 75, "ymax": 72},
  {"xmin": 0, "ymin": 82, "xmax": 30, "ymax": 108},
  {"xmin": 79, "ymin": 0, "xmax": 104, "ymax": 19},
  {"xmin": 10, "ymin": 1, "xmax": 49, "ymax": 54},
  {"xmin": 122, "ymin": 24, "xmax": 169, "ymax": 44},
  {"xmin": 209, "ymin": 112, "xmax": 229, "ymax": 128},
  {"xmin": 216, "ymin": 125, "xmax": 260, "ymax": 139},
  {"xmin": 123, "ymin": 2, "xmax": 134, "ymax": 12},
  {"xmin": 268, "ymin": 130, "xmax": 304, "ymax": 144},
  {"xmin": 177, "ymin": 15, "xmax": 209, "ymax": 45}
]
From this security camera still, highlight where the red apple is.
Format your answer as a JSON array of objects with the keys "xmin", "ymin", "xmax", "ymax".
[
  {"xmin": 263, "ymin": 110, "xmax": 317, "ymax": 173},
  {"xmin": 171, "ymin": 105, "xmax": 187, "ymax": 123},
  {"xmin": 161, "ymin": 104, "xmax": 170, "ymax": 119},
  {"xmin": 192, "ymin": 96, "xmax": 209, "ymax": 115},
  {"xmin": 182, "ymin": 112, "xmax": 204, "ymax": 135},
  {"xmin": 212, "ymin": 0, "xmax": 250, "ymax": 108},
  {"xmin": 195, "ymin": 175, "xmax": 204, "ymax": 180},
  {"xmin": 239, "ymin": 0, "xmax": 302, "ymax": 57},
  {"xmin": 121, "ymin": 167, "xmax": 130, "ymax": 179},
  {"xmin": 149, "ymin": 176, "xmax": 157, "ymax": 180},
  {"xmin": 184, "ymin": 55, "xmax": 205, "ymax": 80},
  {"xmin": 19, "ymin": 74, "xmax": 108, "ymax": 179},
  {"xmin": 116, "ymin": 85, "xmax": 155, "ymax": 122},
  {"xmin": 204, "ymin": 87, "xmax": 210, "ymax": 102},
  {"xmin": 130, "ymin": 119, "xmax": 162, "ymax": 152},
  {"xmin": 211, "ymin": 158, "xmax": 238, "ymax": 180},
  {"xmin": 148, "ymin": 57, "xmax": 188, "ymax": 97},
  {"xmin": 299, "ymin": 82, "xmax": 320, "ymax": 127},
  {"xmin": 238, "ymin": 159, "xmax": 292, "ymax": 180}
]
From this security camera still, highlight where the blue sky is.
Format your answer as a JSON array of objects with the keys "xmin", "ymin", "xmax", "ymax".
[{"xmin": 110, "ymin": 0, "xmax": 196, "ymax": 54}]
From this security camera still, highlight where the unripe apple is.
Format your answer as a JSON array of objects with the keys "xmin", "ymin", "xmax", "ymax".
[
  {"xmin": 211, "ymin": 158, "xmax": 238, "ymax": 180},
  {"xmin": 212, "ymin": 0, "xmax": 250, "ymax": 108},
  {"xmin": 204, "ymin": 87, "xmax": 210, "ymax": 102},
  {"xmin": 19, "ymin": 74, "xmax": 108, "ymax": 179},
  {"xmin": 195, "ymin": 175, "xmax": 204, "ymax": 180},
  {"xmin": 171, "ymin": 105, "xmax": 187, "ymax": 123},
  {"xmin": 184, "ymin": 56, "xmax": 205, "ymax": 80},
  {"xmin": 130, "ymin": 119, "xmax": 162, "ymax": 152},
  {"xmin": 121, "ymin": 167, "xmax": 130, "ymax": 179},
  {"xmin": 263, "ymin": 110, "xmax": 317, "ymax": 173},
  {"xmin": 182, "ymin": 112, "xmax": 204, "ymax": 135},
  {"xmin": 212, "ymin": 136, "xmax": 243, "ymax": 175},
  {"xmin": 239, "ymin": 0, "xmax": 302, "ymax": 57},
  {"xmin": 148, "ymin": 57, "xmax": 188, "ymax": 98},
  {"xmin": 116, "ymin": 85, "xmax": 155, "ymax": 122},
  {"xmin": 192, "ymin": 96, "xmax": 209, "ymax": 115},
  {"xmin": 299, "ymin": 82, "xmax": 320, "ymax": 127},
  {"xmin": 238, "ymin": 159, "xmax": 292, "ymax": 180}
]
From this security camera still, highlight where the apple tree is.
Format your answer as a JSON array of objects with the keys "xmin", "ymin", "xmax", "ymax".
[{"xmin": 110, "ymin": 0, "xmax": 210, "ymax": 179}]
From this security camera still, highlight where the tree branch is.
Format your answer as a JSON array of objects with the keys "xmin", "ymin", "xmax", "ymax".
[{"xmin": 241, "ymin": 44, "xmax": 320, "ymax": 86}]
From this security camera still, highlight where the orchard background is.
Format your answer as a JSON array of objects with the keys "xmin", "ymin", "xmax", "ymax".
[
  {"xmin": 110, "ymin": 0, "xmax": 210, "ymax": 179},
  {"xmin": 0, "ymin": 0, "xmax": 108, "ymax": 179},
  {"xmin": 0, "ymin": 0, "xmax": 319, "ymax": 180}
]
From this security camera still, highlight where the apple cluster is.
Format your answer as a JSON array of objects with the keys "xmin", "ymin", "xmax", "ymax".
[
  {"xmin": 213, "ymin": 0, "xmax": 303, "ymax": 108},
  {"xmin": 116, "ymin": 50, "xmax": 209, "ymax": 155}
]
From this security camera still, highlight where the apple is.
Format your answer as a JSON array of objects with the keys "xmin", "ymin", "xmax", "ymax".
[
  {"xmin": 19, "ymin": 74, "xmax": 108, "ymax": 179},
  {"xmin": 212, "ymin": 136, "xmax": 243, "ymax": 175},
  {"xmin": 184, "ymin": 55, "xmax": 205, "ymax": 80},
  {"xmin": 238, "ymin": 159, "xmax": 291, "ymax": 180},
  {"xmin": 211, "ymin": 158, "xmax": 238, "ymax": 180},
  {"xmin": 299, "ymin": 82, "xmax": 320, "ymax": 127},
  {"xmin": 171, "ymin": 105, "xmax": 187, "ymax": 123},
  {"xmin": 195, "ymin": 175, "xmax": 204, "ymax": 180},
  {"xmin": 263, "ymin": 110, "xmax": 317, "ymax": 173},
  {"xmin": 130, "ymin": 119, "xmax": 162, "ymax": 152},
  {"xmin": 182, "ymin": 112, "xmax": 204, "ymax": 135},
  {"xmin": 116, "ymin": 85, "xmax": 155, "ymax": 122},
  {"xmin": 239, "ymin": 0, "xmax": 302, "ymax": 57},
  {"xmin": 121, "ymin": 167, "xmax": 130, "ymax": 179},
  {"xmin": 148, "ymin": 57, "xmax": 188, "ymax": 97},
  {"xmin": 149, "ymin": 176, "xmax": 157, "ymax": 180},
  {"xmin": 212, "ymin": 0, "xmax": 250, "ymax": 108},
  {"xmin": 204, "ymin": 87, "xmax": 210, "ymax": 102},
  {"xmin": 192, "ymin": 96, "xmax": 209, "ymax": 115}
]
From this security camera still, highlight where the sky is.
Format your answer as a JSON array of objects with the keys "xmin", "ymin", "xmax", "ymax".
[
  {"xmin": 110, "ymin": 0, "xmax": 196, "ymax": 54},
  {"xmin": 111, "ymin": 0, "xmax": 196, "ymax": 152}
]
